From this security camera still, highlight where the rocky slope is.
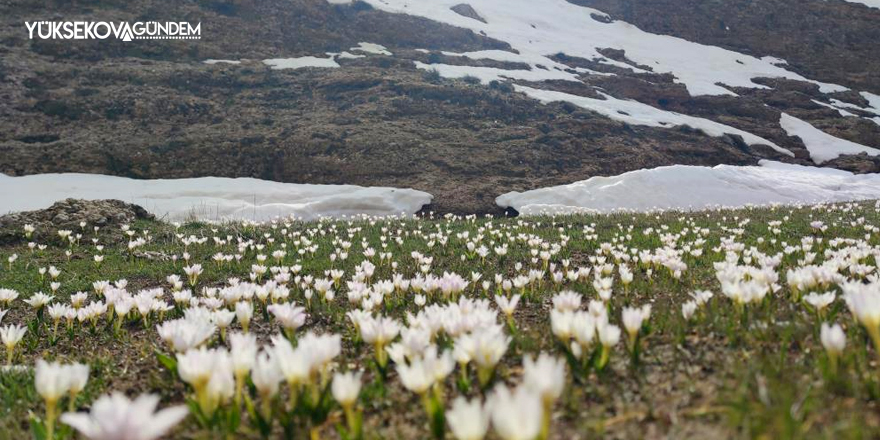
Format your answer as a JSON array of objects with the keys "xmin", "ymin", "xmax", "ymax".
[{"xmin": 1, "ymin": 0, "xmax": 879, "ymax": 214}]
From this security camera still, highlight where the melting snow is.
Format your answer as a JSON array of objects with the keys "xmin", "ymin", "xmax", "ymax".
[
  {"xmin": 496, "ymin": 161, "xmax": 880, "ymax": 215},
  {"xmin": 332, "ymin": 51, "xmax": 366, "ymax": 59},
  {"xmin": 844, "ymin": 0, "xmax": 880, "ymax": 8},
  {"xmin": 830, "ymin": 98, "xmax": 880, "ymax": 116},
  {"xmin": 812, "ymin": 99, "xmax": 857, "ymax": 117},
  {"xmin": 517, "ymin": 85, "xmax": 793, "ymax": 155},
  {"xmin": 417, "ymin": 61, "xmax": 575, "ymax": 84},
  {"xmin": 437, "ymin": 49, "xmax": 616, "ymax": 77},
  {"xmin": 204, "ymin": 59, "xmax": 241, "ymax": 65},
  {"xmin": 0, "ymin": 174, "xmax": 433, "ymax": 222},
  {"xmin": 862, "ymin": 93, "xmax": 880, "ymax": 126},
  {"xmin": 351, "ymin": 42, "xmax": 392, "ymax": 56},
  {"xmin": 350, "ymin": 0, "xmax": 848, "ymax": 96},
  {"xmin": 761, "ymin": 56, "xmax": 789, "ymax": 66},
  {"xmin": 813, "ymin": 93, "xmax": 880, "ymax": 125},
  {"xmin": 441, "ymin": 49, "xmax": 560, "ymax": 67},
  {"xmin": 263, "ymin": 56, "xmax": 340, "ymax": 70},
  {"xmin": 861, "ymin": 92, "xmax": 880, "ymax": 113},
  {"xmin": 779, "ymin": 113, "xmax": 880, "ymax": 164}
]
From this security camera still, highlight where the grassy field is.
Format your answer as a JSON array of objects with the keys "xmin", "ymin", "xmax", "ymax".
[{"xmin": 1, "ymin": 201, "xmax": 880, "ymax": 439}]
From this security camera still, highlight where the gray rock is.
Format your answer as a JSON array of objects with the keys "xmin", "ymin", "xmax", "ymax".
[{"xmin": 0, "ymin": 199, "xmax": 155, "ymax": 245}]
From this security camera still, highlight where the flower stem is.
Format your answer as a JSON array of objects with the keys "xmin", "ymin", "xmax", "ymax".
[{"xmin": 45, "ymin": 400, "xmax": 57, "ymax": 440}]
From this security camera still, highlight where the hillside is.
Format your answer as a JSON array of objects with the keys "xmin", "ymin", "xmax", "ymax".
[{"xmin": 1, "ymin": 0, "xmax": 880, "ymax": 214}]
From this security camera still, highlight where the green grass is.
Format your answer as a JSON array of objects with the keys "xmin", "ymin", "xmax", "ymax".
[{"xmin": 1, "ymin": 201, "xmax": 879, "ymax": 439}]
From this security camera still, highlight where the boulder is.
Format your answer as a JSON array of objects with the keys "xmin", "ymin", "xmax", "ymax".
[{"xmin": 0, "ymin": 199, "xmax": 154, "ymax": 245}]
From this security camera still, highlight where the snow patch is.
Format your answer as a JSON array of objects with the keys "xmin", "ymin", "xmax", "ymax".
[
  {"xmin": 416, "ymin": 61, "xmax": 575, "ymax": 84},
  {"xmin": 779, "ymin": 113, "xmax": 880, "ymax": 164},
  {"xmin": 327, "ymin": 51, "xmax": 366, "ymax": 59},
  {"xmin": 861, "ymin": 92, "xmax": 880, "ymax": 113},
  {"xmin": 0, "ymin": 174, "xmax": 433, "ymax": 222},
  {"xmin": 437, "ymin": 49, "xmax": 618, "ymax": 76},
  {"xmin": 813, "ymin": 94, "xmax": 880, "ymax": 125},
  {"xmin": 812, "ymin": 99, "xmax": 857, "ymax": 117},
  {"xmin": 263, "ymin": 56, "xmax": 340, "ymax": 70},
  {"xmin": 843, "ymin": 0, "xmax": 880, "ymax": 9},
  {"xmin": 830, "ymin": 98, "xmax": 880, "ymax": 116},
  {"xmin": 204, "ymin": 59, "xmax": 241, "ymax": 65},
  {"xmin": 496, "ymin": 161, "xmax": 880, "ymax": 215},
  {"xmin": 441, "ymin": 49, "xmax": 540, "ymax": 65},
  {"xmin": 517, "ymin": 85, "xmax": 793, "ymax": 155},
  {"xmin": 351, "ymin": 42, "xmax": 392, "ymax": 56},
  {"xmin": 761, "ymin": 56, "xmax": 788, "ymax": 66},
  {"xmin": 349, "ymin": 0, "xmax": 848, "ymax": 96}
]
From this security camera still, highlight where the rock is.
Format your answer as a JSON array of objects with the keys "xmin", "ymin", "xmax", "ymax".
[
  {"xmin": 450, "ymin": 4, "xmax": 487, "ymax": 23},
  {"xmin": 824, "ymin": 153, "xmax": 880, "ymax": 174},
  {"xmin": 0, "ymin": 199, "xmax": 155, "ymax": 245},
  {"xmin": 590, "ymin": 13, "xmax": 613, "ymax": 24}
]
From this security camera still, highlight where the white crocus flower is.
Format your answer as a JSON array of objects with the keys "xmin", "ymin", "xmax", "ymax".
[
  {"xmin": 331, "ymin": 371, "xmax": 363, "ymax": 407},
  {"xmin": 61, "ymin": 392, "xmax": 188, "ymax": 440},
  {"xmin": 488, "ymin": 385, "xmax": 543, "ymax": 440},
  {"xmin": 446, "ymin": 396, "xmax": 490, "ymax": 440},
  {"xmin": 235, "ymin": 301, "xmax": 253, "ymax": 333},
  {"xmin": 821, "ymin": 322, "xmax": 846, "ymax": 355},
  {"xmin": 1, "ymin": 324, "xmax": 26, "ymax": 364}
]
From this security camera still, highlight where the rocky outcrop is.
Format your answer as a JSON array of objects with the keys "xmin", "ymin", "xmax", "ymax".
[
  {"xmin": 0, "ymin": 199, "xmax": 154, "ymax": 245},
  {"xmin": 825, "ymin": 153, "xmax": 880, "ymax": 174},
  {"xmin": 451, "ymin": 4, "xmax": 487, "ymax": 23}
]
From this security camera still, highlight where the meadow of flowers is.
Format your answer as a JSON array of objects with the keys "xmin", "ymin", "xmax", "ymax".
[{"xmin": 1, "ymin": 201, "xmax": 880, "ymax": 439}]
